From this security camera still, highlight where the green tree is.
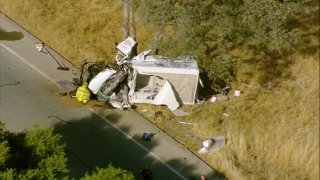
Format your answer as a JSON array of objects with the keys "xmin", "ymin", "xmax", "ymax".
[
  {"xmin": 0, "ymin": 122, "xmax": 134, "ymax": 180},
  {"xmin": 140, "ymin": 0, "xmax": 304, "ymax": 89},
  {"xmin": 0, "ymin": 123, "xmax": 68, "ymax": 180},
  {"xmin": 81, "ymin": 165, "xmax": 134, "ymax": 180}
]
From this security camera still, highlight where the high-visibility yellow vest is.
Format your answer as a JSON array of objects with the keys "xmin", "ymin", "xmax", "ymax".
[{"xmin": 76, "ymin": 85, "xmax": 90, "ymax": 104}]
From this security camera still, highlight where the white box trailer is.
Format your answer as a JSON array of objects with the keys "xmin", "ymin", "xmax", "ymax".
[
  {"xmin": 87, "ymin": 37, "xmax": 200, "ymax": 111},
  {"xmin": 128, "ymin": 54, "xmax": 199, "ymax": 110}
]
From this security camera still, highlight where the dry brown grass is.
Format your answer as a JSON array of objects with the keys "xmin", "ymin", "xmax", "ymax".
[
  {"xmin": 185, "ymin": 53, "xmax": 319, "ymax": 179},
  {"xmin": 1, "ymin": 1, "xmax": 319, "ymax": 179},
  {"xmin": 0, "ymin": 0, "xmax": 154, "ymax": 66}
]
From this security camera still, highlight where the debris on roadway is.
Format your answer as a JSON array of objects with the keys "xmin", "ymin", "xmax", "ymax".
[
  {"xmin": 141, "ymin": 132, "xmax": 155, "ymax": 141},
  {"xmin": 73, "ymin": 37, "xmax": 200, "ymax": 111}
]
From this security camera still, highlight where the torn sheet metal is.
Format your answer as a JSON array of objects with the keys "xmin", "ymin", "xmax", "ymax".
[
  {"xmin": 80, "ymin": 37, "xmax": 200, "ymax": 111},
  {"xmin": 152, "ymin": 80, "xmax": 179, "ymax": 111},
  {"xmin": 127, "ymin": 72, "xmax": 179, "ymax": 110},
  {"xmin": 131, "ymin": 55, "xmax": 199, "ymax": 104},
  {"xmin": 88, "ymin": 69, "xmax": 116, "ymax": 94},
  {"xmin": 116, "ymin": 36, "xmax": 136, "ymax": 57}
]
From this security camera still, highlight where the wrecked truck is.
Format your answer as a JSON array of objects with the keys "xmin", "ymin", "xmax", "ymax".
[{"xmin": 78, "ymin": 37, "xmax": 200, "ymax": 111}]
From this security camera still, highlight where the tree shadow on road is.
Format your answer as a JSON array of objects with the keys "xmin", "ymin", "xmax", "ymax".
[
  {"xmin": 0, "ymin": 28, "xmax": 24, "ymax": 41},
  {"xmin": 52, "ymin": 109, "xmax": 224, "ymax": 179}
]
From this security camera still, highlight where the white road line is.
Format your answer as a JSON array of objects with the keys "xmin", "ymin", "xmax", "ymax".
[
  {"xmin": 90, "ymin": 107, "xmax": 188, "ymax": 180},
  {"xmin": 0, "ymin": 43, "xmax": 60, "ymax": 87}
]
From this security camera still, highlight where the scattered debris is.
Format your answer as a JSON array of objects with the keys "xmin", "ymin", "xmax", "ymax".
[
  {"xmin": 220, "ymin": 86, "xmax": 229, "ymax": 96},
  {"xmin": 196, "ymin": 98, "xmax": 205, "ymax": 104},
  {"xmin": 199, "ymin": 136, "xmax": 226, "ymax": 154},
  {"xmin": 141, "ymin": 132, "xmax": 155, "ymax": 141},
  {"xmin": 178, "ymin": 121, "xmax": 195, "ymax": 125},
  {"xmin": 37, "ymin": 43, "xmax": 70, "ymax": 71},
  {"xmin": 234, "ymin": 89, "xmax": 241, "ymax": 97},
  {"xmin": 223, "ymin": 113, "xmax": 230, "ymax": 118},
  {"xmin": 210, "ymin": 96, "xmax": 217, "ymax": 103},
  {"xmin": 74, "ymin": 37, "xmax": 200, "ymax": 111},
  {"xmin": 199, "ymin": 78, "xmax": 204, "ymax": 88},
  {"xmin": 35, "ymin": 43, "xmax": 44, "ymax": 52}
]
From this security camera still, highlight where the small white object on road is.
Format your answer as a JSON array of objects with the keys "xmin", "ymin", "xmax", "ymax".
[{"xmin": 35, "ymin": 43, "xmax": 44, "ymax": 52}]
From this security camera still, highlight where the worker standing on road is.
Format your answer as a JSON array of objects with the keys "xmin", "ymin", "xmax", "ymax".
[
  {"xmin": 76, "ymin": 82, "xmax": 90, "ymax": 104},
  {"xmin": 139, "ymin": 166, "xmax": 153, "ymax": 180}
]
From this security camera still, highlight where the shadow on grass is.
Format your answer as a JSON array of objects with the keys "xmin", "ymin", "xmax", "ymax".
[
  {"xmin": 0, "ymin": 28, "xmax": 23, "ymax": 41},
  {"xmin": 239, "ymin": 4, "xmax": 319, "ymax": 86},
  {"xmin": 52, "ymin": 110, "xmax": 224, "ymax": 179}
]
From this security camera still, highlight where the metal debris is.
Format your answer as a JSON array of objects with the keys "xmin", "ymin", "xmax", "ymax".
[
  {"xmin": 75, "ymin": 37, "xmax": 200, "ymax": 111},
  {"xmin": 178, "ymin": 121, "xmax": 195, "ymax": 125},
  {"xmin": 199, "ymin": 136, "xmax": 226, "ymax": 154}
]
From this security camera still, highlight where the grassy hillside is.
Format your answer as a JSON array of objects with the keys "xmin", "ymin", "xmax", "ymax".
[
  {"xmin": 1, "ymin": 1, "xmax": 319, "ymax": 179},
  {"xmin": 0, "ymin": 0, "xmax": 154, "ymax": 66},
  {"xmin": 136, "ymin": 52, "xmax": 319, "ymax": 179}
]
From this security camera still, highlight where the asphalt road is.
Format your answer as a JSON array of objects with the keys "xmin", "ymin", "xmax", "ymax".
[{"xmin": 0, "ymin": 13, "xmax": 222, "ymax": 180}]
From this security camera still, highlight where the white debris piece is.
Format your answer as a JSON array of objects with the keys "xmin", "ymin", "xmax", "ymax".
[
  {"xmin": 223, "ymin": 113, "xmax": 230, "ymax": 117},
  {"xmin": 153, "ymin": 80, "xmax": 179, "ymax": 111},
  {"xmin": 178, "ymin": 121, "xmax": 195, "ymax": 125},
  {"xmin": 88, "ymin": 69, "xmax": 116, "ymax": 94},
  {"xmin": 203, "ymin": 139, "xmax": 213, "ymax": 148},
  {"xmin": 234, "ymin": 89, "xmax": 241, "ymax": 96},
  {"xmin": 116, "ymin": 36, "xmax": 136, "ymax": 57},
  {"xmin": 35, "ymin": 43, "xmax": 44, "ymax": 52},
  {"xmin": 210, "ymin": 96, "xmax": 217, "ymax": 103},
  {"xmin": 199, "ymin": 136, "xmax": 226, "ymax": 154},
  {"xmin": 132, "ymin": 50, "xmax": 151, "ymax": 61}
]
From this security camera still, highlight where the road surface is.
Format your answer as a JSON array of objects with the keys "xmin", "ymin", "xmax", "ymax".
[{"xmin": 0, "ymin": 13, "xmax": 222, "ymax": 179}]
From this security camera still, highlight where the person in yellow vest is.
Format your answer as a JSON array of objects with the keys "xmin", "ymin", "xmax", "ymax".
[{"xmin": 76, "ymin": 82, "xmax": 91, "ymax": 104}]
